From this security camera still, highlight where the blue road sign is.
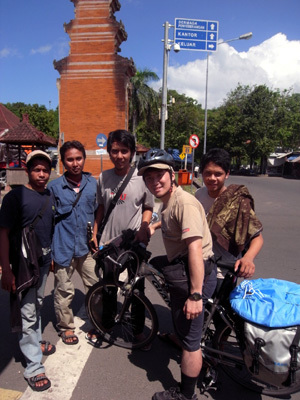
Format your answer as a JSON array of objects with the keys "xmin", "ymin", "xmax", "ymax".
[
  {"xmin": 175, "ymin": 18, "xmax": 218, "ymax": 52},
  {"xmin": 96, "ymin": 133, "xmax": 107, "ymax": 148}
]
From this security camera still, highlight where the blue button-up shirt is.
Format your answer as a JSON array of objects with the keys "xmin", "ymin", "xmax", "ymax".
[{"xmin": 48, "ymin": 172, "xmax": 97, "ymax": 267}]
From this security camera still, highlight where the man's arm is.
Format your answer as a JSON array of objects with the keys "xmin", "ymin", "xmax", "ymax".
[
  {"xmin": 93, "ymin": 204, "xmax": 104, "ymax": 248},
  {"xmin": 135, "ymin": 206, "xmax": 153, "ymax": 245},
  {"xmin": 0, "ymin": 227, "xmax": 16, "ymax": 292},
  {"xmin": 183, "ymin": 236, "xmax": 204, "ymax": 320},
  {"xmin": 235, "ymin": 233, "xmax": 264, "ymax": 278}
]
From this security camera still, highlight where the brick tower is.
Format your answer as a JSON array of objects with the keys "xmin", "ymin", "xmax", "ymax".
[{"xmin": 54, "ymin": 0, "xmax": 135, "ymax": 175}]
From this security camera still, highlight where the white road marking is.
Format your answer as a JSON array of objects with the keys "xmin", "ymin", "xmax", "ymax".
[{"xmin": 21, "ymin": 306, "xmax": 93, "ymax": 400}]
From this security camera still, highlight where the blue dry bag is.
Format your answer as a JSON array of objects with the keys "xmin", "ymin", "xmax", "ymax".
[{"xmin": 229, "ymin": 278, "xmax": 300, "ymax": 328}]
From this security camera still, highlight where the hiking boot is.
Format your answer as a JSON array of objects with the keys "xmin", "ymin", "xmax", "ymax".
[{"xmin": 152, "ymin": 387, "xmax": 198, "ymax": 400}]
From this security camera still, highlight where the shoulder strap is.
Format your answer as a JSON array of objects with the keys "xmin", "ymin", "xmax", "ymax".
[
  {"xmin": 30, "ymin": 195, "xmax": 50, "ymax": 230},
  {"xmin": 72, "ymin": 189, "xmax": 83, "ymax": 208},
  {"xmin": 99, "ymin": 165, "xmax": 135, "ymax": 234}
]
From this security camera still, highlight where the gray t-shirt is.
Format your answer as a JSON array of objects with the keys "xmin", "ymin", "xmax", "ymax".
[
  {"xmin": 97, "ymin": 168, "xmax": 154, "ymax": 245},
  {"xmin": 195, "ymin": 186, "xmax": 215, "ymax": 215}
]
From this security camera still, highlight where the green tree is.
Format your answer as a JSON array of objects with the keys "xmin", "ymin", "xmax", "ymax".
[
  {"xmin": 274, "ymin": 91, "xmax": 300, "ymax": 151},
  {"xmin": 242, "ymin": 85, "xmax": 278, "ymax": 172},
  {"xmin": 4, "ymin": 102, "xmax": 59, "ymax": 139},
  {"xmin": 163, "ymin": 90, "xmax": 204, "ymax": 157},
  {"xmin": 207, "ymin": 84, "xmax": 285, "ymax": 172},
  {"xmin": 129, "ymin": 68, "xmax": 159, "ymax": 137}
]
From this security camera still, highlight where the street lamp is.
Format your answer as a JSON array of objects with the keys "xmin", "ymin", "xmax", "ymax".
[
  {"xmin": 203, "ymin": 32, "xmax": 252, "ymax": 154},
  {"xmin": 160, "ymin": 21, "xmax": 180, "ymax": 150}
]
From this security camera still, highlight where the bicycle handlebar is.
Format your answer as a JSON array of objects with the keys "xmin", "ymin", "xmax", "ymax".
[{"xmin": 216, "ymin": 260, "xmax": 237, "ymax": 273}]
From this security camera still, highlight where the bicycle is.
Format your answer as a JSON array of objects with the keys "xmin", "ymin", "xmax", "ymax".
[{"xmin": 85, "ymin": 228, "xmax": 300, "ymax": 397}]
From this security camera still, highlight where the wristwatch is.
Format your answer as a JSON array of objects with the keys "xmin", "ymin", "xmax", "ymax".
[{"xmin": 189, "ymin": 292, "xmax": 203, "ymax": 301}]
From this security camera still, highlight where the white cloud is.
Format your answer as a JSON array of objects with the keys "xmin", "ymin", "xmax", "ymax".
[
  {"xmin": 30, "ymin": 45, "xmax": 52, "ymax": 55},
  {"xmin": 0, "ymin": 47, "xmax": 20, "ymax": 58},
  {"xmin": 152, "ymin": 33, "xmax": 300, "ymax": 109}
]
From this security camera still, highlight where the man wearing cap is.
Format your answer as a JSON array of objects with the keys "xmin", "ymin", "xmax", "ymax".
[
  {"xmin": 0, "ymin": 150, "xmax": 55, "ymax": 391},
  {"xmin": 138, "ymin": 149, "xmax": 217, "ymax": 400}
]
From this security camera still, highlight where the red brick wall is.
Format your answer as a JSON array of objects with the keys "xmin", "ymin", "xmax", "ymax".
[{"xmin": 55, "ymin": 0, "xmax": 135, "ymax": 177}]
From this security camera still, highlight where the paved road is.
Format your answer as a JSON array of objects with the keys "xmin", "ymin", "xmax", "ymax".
[{"xmin": 1, "ymin": 175, "xmax": 300, "ymax": 400}]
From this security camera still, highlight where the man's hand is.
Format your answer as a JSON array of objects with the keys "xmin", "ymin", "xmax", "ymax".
[
  {"xmin": 235, "ymin": 257, "xmax": 255, "ymax": 279},
  {"xmin": 234, "ymin": 234, "xmax": 263, "ymax": 279},
  {"xmin": 135, "ymin": 222, "xmax": 151, "ymax": 245},
  {"xmin": 1, "ymin": 268, "xmax": 16, "ymax": 293},
  {"xmin": 183, "ymin": 298, "xmax": 203, "ymax": 320}
]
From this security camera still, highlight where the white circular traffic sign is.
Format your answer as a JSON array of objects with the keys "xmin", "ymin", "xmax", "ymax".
[{"xmin": 189, "ymin": 134, "xmax": 199, "ymax": 148}]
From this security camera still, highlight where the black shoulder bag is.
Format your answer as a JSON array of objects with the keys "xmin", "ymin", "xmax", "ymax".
[
  {"xmin": 12, "ymin": 196, "xmax": 51, "ymax": 294},
  {"xmin": 98, "ymin": 165, "xmax": 135, "ymax": 238}
]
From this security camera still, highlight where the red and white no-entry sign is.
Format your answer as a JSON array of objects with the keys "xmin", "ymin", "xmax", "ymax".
[{"xmin": 189, "ymin": 134, "xmax": 200, "ymax": 148}]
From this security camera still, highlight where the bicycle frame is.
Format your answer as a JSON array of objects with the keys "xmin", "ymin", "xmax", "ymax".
[
  {"xmin": 139, "ymin": 262, "xmax": 171, "ymax": 307},
  {"xmin": 98, "ymin": 232, "xmax": 244, "ymax": 368},
  {"xmin": 89, "ymin": 232, "xmax": 300, "ymax": 396}
]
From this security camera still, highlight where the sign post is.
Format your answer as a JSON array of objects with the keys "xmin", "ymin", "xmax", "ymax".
[
  {"xmin": 182, "ymin": 145, "xmax": 192, "ymax": 169},
  {"xmin": 188, "ymin": 134, "xmax": 200, "ymax": 188},
  {"xmin": 96, "ymin": 133, "xmax": 107, "ymax": 172},
  {"xmin": 174, "ymin": 18, "xmax": 218, "ymax": 52}
]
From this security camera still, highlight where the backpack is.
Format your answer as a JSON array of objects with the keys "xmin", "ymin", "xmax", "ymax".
[
  {"xmin": 10, "ymin": 197, "xmax": 50, "ymax": 293},
  {"xmin": 230, "ymin": 279, "xmax": 300, "ymax": 387}
]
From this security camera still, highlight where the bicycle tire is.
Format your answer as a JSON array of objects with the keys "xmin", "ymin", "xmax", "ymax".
[
  {"xmin": 86, "ymin": 281, "xmax": 159, "ymax": 349},
  {"xmin": 213, "ymin": 324, "xmax": 300, "ymax": 396}
]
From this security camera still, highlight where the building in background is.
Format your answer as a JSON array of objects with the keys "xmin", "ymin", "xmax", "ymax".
[{"xmin": 54, "ymin": 0, "xmax": 135, "ymax": 175}]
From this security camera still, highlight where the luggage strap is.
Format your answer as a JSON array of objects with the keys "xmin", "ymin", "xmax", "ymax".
[{"xmin": 289, "ymin": 325, "xmax": 300, "ymax": 384}]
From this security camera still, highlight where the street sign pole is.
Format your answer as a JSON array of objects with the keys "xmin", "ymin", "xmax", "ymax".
[
  {"xmin": 174, "ymin": 19, "xmax": 218, "ymax": 155},
  {"xmin": 96, "ymin": 133, "xmax": 108, "ymax": 173}
]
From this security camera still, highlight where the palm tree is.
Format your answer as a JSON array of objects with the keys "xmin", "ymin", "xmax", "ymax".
[{"xmin": 129, "ymin": 68, "xmax": 159, "ymax": 137}]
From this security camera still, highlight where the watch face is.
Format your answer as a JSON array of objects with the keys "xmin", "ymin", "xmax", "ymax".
[{"xmin": 190, "ymin": 292, "xmax": 202, "ymax": 301}]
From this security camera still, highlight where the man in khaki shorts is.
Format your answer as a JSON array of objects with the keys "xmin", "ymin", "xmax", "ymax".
[{"xmin": 138, "ymin": 149, "xmax": 217, "ymax": 400}]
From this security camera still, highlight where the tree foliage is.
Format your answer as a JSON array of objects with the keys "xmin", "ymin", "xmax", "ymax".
[
  {"xmin": 206, "ymin": 84, "xmax": 300, "ymax": 170},
  {"xmin": 129, "ymin": 69, "xmax": 159, "ymax": 136},
  {"xmin": 4, "ymin": 102, "xmax": 59, "ymax": 139}
]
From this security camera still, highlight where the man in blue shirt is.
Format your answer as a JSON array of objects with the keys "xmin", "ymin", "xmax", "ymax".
[{"xmin": 48, "ymin": 140, "xmax": 98, "ymax": 345}]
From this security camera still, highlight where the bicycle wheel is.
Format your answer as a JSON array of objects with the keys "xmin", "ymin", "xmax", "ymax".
[
  {"xmin": 213, "ymin": 323, "xmax": 300, "ymax": 396},
  {"xmin": 86, "ymin": 281, "xmax": 159, "ymax": 349}
]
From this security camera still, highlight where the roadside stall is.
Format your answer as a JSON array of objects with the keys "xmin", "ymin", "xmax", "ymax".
[{"xmin": 0, "ymin": 114, "xmax": 56, "ymax": 186}]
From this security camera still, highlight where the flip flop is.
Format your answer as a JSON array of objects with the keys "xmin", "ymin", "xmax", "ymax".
[
  {"xmin": 26, "ymin": 374, "xmax": 51, "ymax": 392},
  {"xmin": 85, "ymin": 329, "xmax": 102, "ymax": 347},
  {"xmin": 59, "ymin": 330, "xmax": 79, "ymax": 345},
  {"xmin": 40, "ymin": 340, "xmax": 56, "ymax": 356},
  {"xmin": 157, "ymin": 332, "xmax": 182, "ymax": 350}
]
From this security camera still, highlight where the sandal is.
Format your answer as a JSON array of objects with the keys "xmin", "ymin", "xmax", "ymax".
[
  {"xmin": 40, "ymin": 340, "xmax": 56, "ymax": 356},
  {"xmin": 85, "ymin": 329, "xmax": 102, "ymax": 347},
  {"xmin": 59, "ymin": 330, "xmax": 79, "ymax": 345},
  {"xmin": 26, "ymin": 373, "xmax": 51, "ymax": 392},
  {"xmin": 157, "ymin": 332, "xmax": 182, "ymax": 350}
]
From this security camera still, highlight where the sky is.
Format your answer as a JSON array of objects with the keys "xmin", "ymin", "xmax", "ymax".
[{"xmin": 0, "ymin": 0, "xmax": 300, "ymax": 111}]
